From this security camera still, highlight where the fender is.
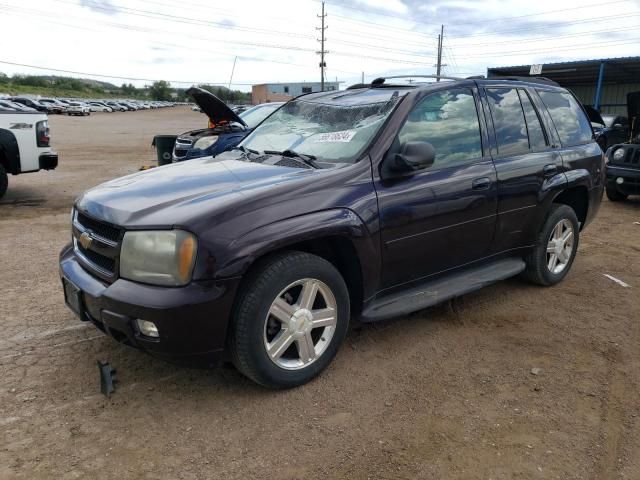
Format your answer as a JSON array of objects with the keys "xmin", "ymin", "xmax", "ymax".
[
  {"xmin": 564, "ymin": 168, "xmax": 595, "ymax": 190},
  {"xmin": 0, "ymin": 128, "xmax": 20, "ymax": 174},
  {"xmin": 215, "ymin": 208, "xmax": 380, "ymax": 297}
]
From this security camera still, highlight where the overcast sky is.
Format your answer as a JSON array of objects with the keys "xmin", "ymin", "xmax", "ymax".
[{"xmin": 1, "ymin": 0, "xmax": 640, "ymax": 91}]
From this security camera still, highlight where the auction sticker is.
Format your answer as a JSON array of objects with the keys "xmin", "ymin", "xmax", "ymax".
[{"xmin": 313, "ymin": 129, "xmax": 357, "ymax": 143}]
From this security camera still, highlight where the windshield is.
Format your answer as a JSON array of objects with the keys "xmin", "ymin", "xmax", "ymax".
[
  {"xmin": 240, "ymin": 95, "xmax": 402, "ymax": 163},
  {"xmin": 239, "ymin": 103, "xmax": 282, "ymax": 129}
]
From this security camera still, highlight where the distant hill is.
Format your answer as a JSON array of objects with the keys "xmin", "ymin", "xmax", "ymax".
[{"xmin": 37, "ymin": 75, "xmax": 119, "ymax": 90}]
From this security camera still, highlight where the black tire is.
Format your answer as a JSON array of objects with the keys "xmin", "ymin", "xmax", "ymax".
[
  {"xmin": 229, "ymin": 251, "xmax": 350, "ymax": 389},
  {"xmin": 606, "ymin": 185, "xmax": 627, "ymax": 202},
  {"xmin": 523, "ymin": 204, "xmax": 580, "ymax": 286},
  {"xmin": 0, "ymin": 163, "xmax": 7, "ymax": 200}
]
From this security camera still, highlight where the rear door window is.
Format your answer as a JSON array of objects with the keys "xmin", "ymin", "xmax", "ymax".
[
  {"xmin": 485, "ymin": 88, "xmax": 530, "ymax": 157},
  {"xmin": 518, "ymin": 90, "xmax": 547, "ymax": 151},
  {"xmin": 537, "ymin": 90, "xmax": 593, "ymax": 146}
]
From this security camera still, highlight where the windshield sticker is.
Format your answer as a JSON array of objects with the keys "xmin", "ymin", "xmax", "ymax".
[{"xmin": 313, "ymin": 129, "xmax": 357, "ymax": 143}]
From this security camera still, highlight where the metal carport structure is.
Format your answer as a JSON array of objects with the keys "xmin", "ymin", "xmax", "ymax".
[{"xmin": 487, "ymin": 57, "xmax": 640, "ymax": 115}]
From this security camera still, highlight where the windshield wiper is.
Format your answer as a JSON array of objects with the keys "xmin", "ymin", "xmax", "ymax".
[
  {"xmin": 263, "ymin": 149, "xmax": 320, "ymax": 169},
  {"xmin": 232, "ymin": 145, "xmax": 260, "ymax": 158}
]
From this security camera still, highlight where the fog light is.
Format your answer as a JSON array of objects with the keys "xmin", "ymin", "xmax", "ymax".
[
  {"xmin": 617, "ymin": 177, "xmax": 624, "ymax": 185},
  {"xmin": 136, "ymin": 319, "xmax": 159, "ymax": 338}
]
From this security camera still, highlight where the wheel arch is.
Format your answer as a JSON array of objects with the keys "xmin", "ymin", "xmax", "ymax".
[
  {"xmin": 218, "ymin": 209, "xmax": 379, "ymax": 315},
  {"xmin": 552, "ymin": 185, "xmax": 589, "ymax": 229},
  {"xmin": 0, "ymin": 128, "xmax": 20, "ymax": 174}
]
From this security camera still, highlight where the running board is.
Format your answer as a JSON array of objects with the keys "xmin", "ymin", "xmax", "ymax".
[{"xmin": 360, "ymin": 258, "xmax": 526, "ymax": 322}]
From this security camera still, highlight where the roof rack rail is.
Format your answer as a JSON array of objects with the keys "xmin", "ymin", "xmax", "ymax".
[
  {"xmin": 490, "ymin": 76, "xmax": 560, "ymax": 86},
  {"xmin": 371, "ymin": 74, "xmax": 464, "ymax": 86},
  {"xmin": 466, "ymin": 75, "xmax": 485, "ymax": 79}
]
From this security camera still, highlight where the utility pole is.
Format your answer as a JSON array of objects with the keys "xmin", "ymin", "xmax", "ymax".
[
  {"xmin": 228, "ymin": 56, "xmax": 237, "ymax": 91},
  {"xmin": 436, "ymin": 24, "xmax": 444, "ymax": 81},
  {"xmin": 316, "ymin": 1, "xmax": 327, "ymax": 91}
]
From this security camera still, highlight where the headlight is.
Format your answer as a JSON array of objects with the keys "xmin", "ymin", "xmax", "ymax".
[
  {"xmin": 613, "ymin": 148, "xmax": 625, "ymax": 162},
  {"xmin": 194, "ymin": 136, "xmax": 218, "ymax": 150},
  {"xmin": 120, "ymin": 230, "xmax": 197, "ymax": 286}
]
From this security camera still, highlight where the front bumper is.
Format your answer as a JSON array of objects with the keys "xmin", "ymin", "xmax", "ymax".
[
  {"xmin": 606, "ymin": 165, "xmax": 640, "ymax": 195},
  {"xmin": 39, "ymin": 152, "xmax": 58, "ymax": 170},
  {"xmin": 59, "ymin": 244, "xmax": 241, "ymax": 366}
]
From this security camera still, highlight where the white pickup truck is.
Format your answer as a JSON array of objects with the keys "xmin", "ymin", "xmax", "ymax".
[{"xmin": 0, "ymin": 109, "xmax": 58, "ymax": 199}]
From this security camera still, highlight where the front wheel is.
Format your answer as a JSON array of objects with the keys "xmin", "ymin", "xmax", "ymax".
[
  {"xmin": 523, "ymin": 204, "xmax": 580, "ymax": 286},
  {"xmin": 606, "ymin": 185, "xmax": 627, "ymax": 202},
  {"xmin": 230, "ymin": 251, "xmax": 350, "ymax": 389}
]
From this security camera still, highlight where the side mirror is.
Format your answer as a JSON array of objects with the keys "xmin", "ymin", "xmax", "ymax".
[{"xmin": 384, "ymin": 141, "xmax": 435, "ymax": 177}]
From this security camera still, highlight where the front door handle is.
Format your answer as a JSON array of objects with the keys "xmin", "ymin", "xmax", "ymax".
[
  {"xmin": 543, "ymin": 164, "xmax": 558, "ymax": 177},
  {"xmin": 472, "ymin": 177, "xmax": 491, "ymax": 190}
]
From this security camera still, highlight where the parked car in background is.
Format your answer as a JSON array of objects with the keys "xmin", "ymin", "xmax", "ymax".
[
  {"xmin": 1, "ymin": 107, "xmax": 57, "ymax": 199},
  {"xmin": 0, "ymin": 99, "xmax": 37, "ymax": 112},
  {"xmin": 605, "ymin": 91, "xmax": 640, "ymax": 201},
  {"xmin": 173, "ymin": 87, "xmax": 283, "ymax": 162},
  {"xmin": 66, "ymin": 102, "xmax": 91, "ymax": 116},
  {"xmin": 105, "ymin": 101, "xmax": 126, "ymax": 112},
  {"xmin": 10, "ymin": 97, "xmax": 52, "ymax": 113},
  {"xmin": 88, "ymin": 101, "xmax": 113, "ymax": 112},
  {"xmin": 39, "ymin": 98, "xmax": 68, "ymax": 114},
  {"xmin": 592, "ymin": 114, "xmax": 630, "ymax": 151},
  {"xmin": 60, "ymin": 76, "xmax": 603, "ymax": 388}
]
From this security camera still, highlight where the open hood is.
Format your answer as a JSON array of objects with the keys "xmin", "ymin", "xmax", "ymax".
[
  {"xmin": 187, "ymin": 87, "xmax": 247, "ymax": 128},
  {"xmin": 584, "ymin": 105, "xmax": 604, "ymax": 126},
  {"xmin": 627, "ymin": 91, "xmax": 640, "ymax": 139}
]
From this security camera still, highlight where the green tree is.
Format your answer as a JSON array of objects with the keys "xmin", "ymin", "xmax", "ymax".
[{"xmin": 148, "ymin": 80, "xmax": 172, "ymax": 100}]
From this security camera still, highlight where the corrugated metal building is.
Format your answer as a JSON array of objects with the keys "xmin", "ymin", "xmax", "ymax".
[
  {"xmin": 252, "ymin": 82, "xmax": 340, "ymax": 104},
  {"xmin": 487, "ymin": 57, "xmax": 640, "ymax": 116}
]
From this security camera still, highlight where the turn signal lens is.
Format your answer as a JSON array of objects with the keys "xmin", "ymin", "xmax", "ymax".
[{"xmin": 178, "ymin": 235, "xmax": 197, "ymax": 283}]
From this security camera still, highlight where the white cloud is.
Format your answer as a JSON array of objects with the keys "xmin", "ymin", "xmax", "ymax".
[{"xmin": 0, "ymin": 0, "xmax": 639, "ymax": 91}]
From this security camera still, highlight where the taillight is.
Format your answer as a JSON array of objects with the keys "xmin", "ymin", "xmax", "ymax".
[{"xmin": 36, "ymin": 120, "xmax": 50, "ymax": 147}]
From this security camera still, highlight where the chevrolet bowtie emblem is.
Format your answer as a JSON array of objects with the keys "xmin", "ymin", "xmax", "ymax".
[{"xmin": 79, "ymin": 231, "xmax": 93, "ymax": 249}]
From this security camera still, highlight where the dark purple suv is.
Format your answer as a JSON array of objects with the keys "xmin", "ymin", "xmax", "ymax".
[{"xmin": 60, "ymin": 75, "xmax": 604, "ymax": 388}]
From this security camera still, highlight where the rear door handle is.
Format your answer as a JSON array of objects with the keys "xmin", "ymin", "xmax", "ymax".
[
  {"xmin": 472, "ymin": 177, "xmax": 491, "ymax": 190},
  {"xmin": 543, "ymin": 164, "xmax": 558, "ymax": 177}
]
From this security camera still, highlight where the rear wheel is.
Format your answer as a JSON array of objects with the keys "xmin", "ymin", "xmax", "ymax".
[
  {"xmin": 230, "ymin": 251, "xmax": 349, "ymax": 389},
  {"xmin": 0, "ymin": 164, "xmax": 7, "ymax": 200},
  {"xmin": 606, "ymin": 185, "xmax": 627, "ymax": 202},
  {"xmin": 523, "ymin": 204, "xmax": 579, "ymax": 286}
]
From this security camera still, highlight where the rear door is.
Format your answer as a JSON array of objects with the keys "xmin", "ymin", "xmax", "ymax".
[
  {"xmin": 481, "ymin": 86, "xmax": 563, "ymax": 252},
  {"xmin": 375, "ymin": 87, "xmax": 498, "ymax": 289}
]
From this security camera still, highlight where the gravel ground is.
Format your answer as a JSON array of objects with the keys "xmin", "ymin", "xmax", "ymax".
[{"xmin": 1, "ymin": 107, "xmax": 639, "ymax": 480}]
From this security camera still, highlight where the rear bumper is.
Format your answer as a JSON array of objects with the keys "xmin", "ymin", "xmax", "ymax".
[
  {"xmin": 59, "ymin": 244, "xmax": 241, "ymax": 366},
  {"xmin": 606, "ymin": 165, "xmax": 640, "ymax": 195},
  {"xmin": 39, "ymin": 152, "xmax": 58, "ymax": 170}
]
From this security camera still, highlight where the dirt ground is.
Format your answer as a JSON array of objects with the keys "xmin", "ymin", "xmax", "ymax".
[{"xmin": 1, "ymin": 107, "xmax": 639, "ymax": 480}]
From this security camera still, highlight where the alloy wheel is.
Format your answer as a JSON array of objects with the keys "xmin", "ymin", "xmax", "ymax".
[
  {"xmin": 263, "ymin": 278, "xmax": 337, "ymax": 370},
  {"xmin": 546, "ymin": 219, "xmax": 575, "ymax": 274}
]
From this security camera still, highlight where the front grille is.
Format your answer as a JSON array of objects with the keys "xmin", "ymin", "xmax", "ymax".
[
  {"xmin": 76, "ymin": 211, "xmax": 121, "ymax": 243},
  {"xmin": 77, "ymin": 242, "xmax": 116, "ymax": 272},
  {"xmin": 73, "ymin": 210, "xmax": 122, "ymax": 281},
  {"xmin": 174, "ymin": 148, "xmax": 189, "ymax": 158},
  {"xmin": 624, "ymin": 148, "xmax": 640, "ymax": 166}
]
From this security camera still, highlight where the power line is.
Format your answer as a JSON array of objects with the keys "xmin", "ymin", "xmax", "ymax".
[
  {"xmin": 456, "ymin": 36, "xmax": 640, "ymax": 59},
  {"xmin": 448, "ymin": 26, "xmax": 629, "ymax": 47},
  {"xmin": 315, "ymin": 0, "xmax": 631, "ymax": 28},
  {"xmin": 450, "ymin": 12, "xmax": 640, "ymax": 38},
  {"xmin": 2, "ymin": 2, "xmax": 435, "ymax": 61},
  {"xmin": 0, "ymin": 60, "xmax": 253, "ymax": 85}
]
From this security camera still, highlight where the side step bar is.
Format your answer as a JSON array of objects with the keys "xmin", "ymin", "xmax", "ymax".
[{"xmin": 360, "ymin": 258, "xmax": 526, "ymax": 322}]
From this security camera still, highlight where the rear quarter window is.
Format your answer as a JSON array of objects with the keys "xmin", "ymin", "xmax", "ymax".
[{"xmin": 537, "ymin": 90, "xmax": 592, "ymax": 146}]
